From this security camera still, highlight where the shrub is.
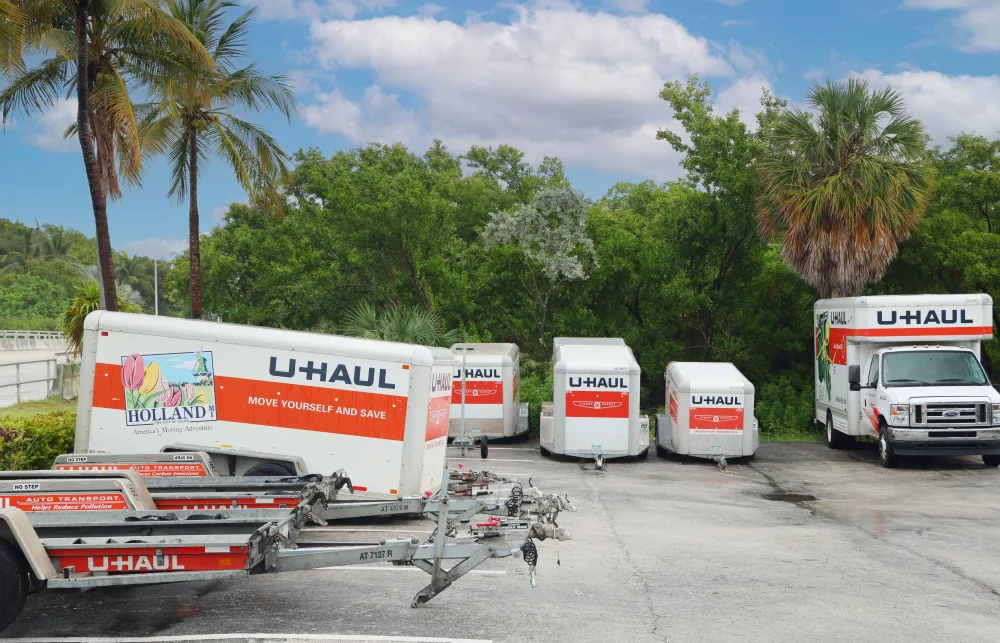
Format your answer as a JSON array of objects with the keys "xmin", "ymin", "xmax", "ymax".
[
  {"xmin": 0, "ymin": 410, "xmax": 76, "ymax": 470},
  {"xmin": 518, "ymin": 366, "xmax": 553, "ymax": 436},
  {"xmin": 755, "ymin": 377, "xmax": 819, "ymax": 441}
]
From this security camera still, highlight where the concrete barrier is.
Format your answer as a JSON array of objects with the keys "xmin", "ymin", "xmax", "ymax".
[{"xmin": 0, "ymin": 331, "xmax": 69, "ymax": 352}]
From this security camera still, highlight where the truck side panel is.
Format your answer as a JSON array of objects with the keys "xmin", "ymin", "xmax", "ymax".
[{"xmin": 815, "ymin": 305, "xmax": 852, "ymax": 426}]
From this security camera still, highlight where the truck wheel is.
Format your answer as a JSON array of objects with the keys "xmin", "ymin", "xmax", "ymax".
[
  {"xmin": 244, "ymin": 461, "xmax": 295, "ymax": 477},
  {"xmin": 983, "ymin": 455, "xmax": 1000, "ymax": 467},
  {"xmin": 0, "ymin": 539, "xmax": 29, "ymax": 633},
  {"xmin": 480, "ymin": 435, "xmax": 489, "ymax": 459},
  {"xmin": 826, "ymin": 413, "xmax": 854, "ymax": 450},
  {"xmin": 878, "ymin": 420, "xmax": 898, "ymax": 469}
]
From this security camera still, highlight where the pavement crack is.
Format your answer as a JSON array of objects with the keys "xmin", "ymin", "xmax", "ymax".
[{"xmin": 585, "ymin": 478, "xmax": 668, "ymax": 642}]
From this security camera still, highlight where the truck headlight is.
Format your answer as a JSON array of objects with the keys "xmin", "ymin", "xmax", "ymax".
[
  {"xmin": 993, "ymin": 404, "xmax": 1000, "ymax": 426},
  {"xmin": 889, "ymin": 404, "xmax": 909, "ymax": 426}
]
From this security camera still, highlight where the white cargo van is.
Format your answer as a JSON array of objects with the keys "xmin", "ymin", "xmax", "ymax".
[
  {"xmin": 815, "ymin": 294, "xmax": 1000, "ymax": 468},
  {"xmin": 658, "ymin": 362, "xmax": 758, "ymax": 459},
  {"xmin": 75, "ymin": 312, "xmax": 454, "ymax": 496},
  {"xmin": 449, "ymin": 343, "xmax": 529, "ymax": 441},
  {"xmin": 540, "ymin": 338, "xmax": 647, "ymax": 466}
]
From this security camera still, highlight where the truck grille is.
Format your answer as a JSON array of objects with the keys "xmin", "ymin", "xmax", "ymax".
[{"xmin": 913, "ymin": 402, "xmax": 989, "ymax": 427}]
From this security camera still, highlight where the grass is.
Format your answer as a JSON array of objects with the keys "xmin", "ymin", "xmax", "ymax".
[
  {"xmin": 760, "ymin": 429, "xmax": 824, "ymax": 443},
  {"xmin": 0, "ymin": 397, "xmax": 77, "ymax": 420}
]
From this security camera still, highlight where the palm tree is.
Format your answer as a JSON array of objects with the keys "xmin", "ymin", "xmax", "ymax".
[
  {"xmin": 60, "ymin": 279, "xmax": 141, "ymax": 355},
  {"xmin": 755, "ymin": 78, "xmax": 934, "ymax": 298},
  {"xmin": 0, "ymin": 0, "xmax": 210, "ymax": 311},
  {"xmin": 115, "ymin": 251, "xmax": 152, "ymax": 289},
  {"xmin": 341, "ymin": 302, "xmax": 460, "ymax": 347},
  {"xmin": 39, "ymin": 227, "xmax": 77, "ymax": 263},
  {"xmin": 142, "ymin": 0, "xmax": 294, "ymax": 319},
  {"xmin": 0, "ymin": 223, "xmax": 44, "ymax": 273}
]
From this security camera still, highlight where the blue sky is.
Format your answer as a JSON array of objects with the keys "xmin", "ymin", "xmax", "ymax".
[{"xmin": 2, "ymin": 0, "xmax": 999, "ymax": 258}]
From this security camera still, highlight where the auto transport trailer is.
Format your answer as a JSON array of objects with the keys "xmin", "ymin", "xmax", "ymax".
[
  {"xmin": 75, "ymin": 311, "xmax": 454, "ymax": 496},
  {"xmin": 449, "ymin": 343, "xmax": 529, "ymax": 457},
  {"xmin": 0, "ymin": 470, "xmax": 572, "ymax": 632},
  {"xmin": 657, "ymin": 362, "xmax": 759, "ymax": 461},
  {"xmin": 540, "ymin": 338, "xmax": 648, "ymax": 469}
]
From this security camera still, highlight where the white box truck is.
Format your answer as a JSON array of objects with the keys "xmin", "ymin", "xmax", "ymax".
[
  {"xmin": 540, "ymin": 338, "xmax": 647, "ymax": 466},
  {"xmin": 75, "ymin": 312, "xmax": 454, "ymax": 496},
  {"xmin": 815, "ymin": 294, "xmax": 1000, "ymax": 468},
  {"xmin": 449, "ymin": 343, "xmax": 529, "ymax": 442},
  {"xmin": 657, "ymin": 362, "xmax": 758, "ymax": 459}
]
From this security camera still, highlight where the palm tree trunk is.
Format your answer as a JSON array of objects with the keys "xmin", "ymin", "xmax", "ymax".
[
  {"xmin": 74, "ymin": 0, "xmax": 117, "ymax": 311},
  {"xmin": 188, "ymin": 128, "xmax": 202, "ymax": 319}
]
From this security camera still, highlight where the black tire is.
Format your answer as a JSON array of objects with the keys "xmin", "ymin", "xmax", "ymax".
[
  {"xmin": 0, "ymin": 539, "xmax": 29, "ymax": 633},
  {"xmin": 825, "ymin": 413, "xmax": 854, "ymax": 450},
  {"xmin": 656, "ymin": 444, "xmax": 670, "ymax": 458},
  {"xmin": 637, "ymin": 447, "xmax": 649, "ymax": 460},
  {"xmin": 983, "ymin": 454, "xmax": 1000, "ymax": 467},
  {"xmin": 540, "ymin": 446, "xmax": 552, "ymax": 458},
  {"xmin": 244, "ymin": 461, "xmax": 295, "ymax": 477},
  {"xmin": 480, "ymin": 435, "xmax": 489, "ymax": 459},
  {"xmin": 878, "ymin": 420, "xmax": 898, "ymax": 469}
]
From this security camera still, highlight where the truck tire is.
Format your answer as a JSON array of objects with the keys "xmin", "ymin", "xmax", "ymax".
[
  {"xmin": 878, "ymin": 420, "xmax": 898, "ymax": 469},
  {"xmin": 983, "ymin": 454, "xmax": 1000, "ymax": 467},
  {"xmin": 826, "ymin": 413, "xmax": 854, "ymax": 450},
  {"xmin": 0, "ymin": 539, "xmax": 29, "ymax": 633},
  {"xmin": 244, "ymin": 461, "xmax": 295, "ymax": 477},
  {"xmin": 480, "ymin": 435, "xmax": 489, "ymax": 460}
]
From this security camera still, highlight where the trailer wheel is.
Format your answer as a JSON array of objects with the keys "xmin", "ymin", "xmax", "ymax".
[
  {"xmin": 480, "ymin": 435, "xmax": 489, "ymax": 459},
  {"xmin": 540, "ymin": 446, "xmax": 552, "ymax": 458},
  {"xmin": 244, "ymin": 461, "xmax": 295, "ymax": 477},
  {"xmin": 0, "ymin": 539, "xmax": 29, "ymax": 633},
  {"xmin": 983, "ymin": 454, "xmax": 1000, "ymax": 467},
  {"xmin": 878, "ymin": 420, "xmax": 898, "ymax": 469}
]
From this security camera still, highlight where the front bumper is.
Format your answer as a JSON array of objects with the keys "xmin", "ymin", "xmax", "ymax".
[{"xmin": 884, "ymin": 426, "xmax": 1000, "ymax": 456}]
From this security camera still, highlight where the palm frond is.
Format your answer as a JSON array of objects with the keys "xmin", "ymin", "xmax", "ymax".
[
  {"xmin": 220, "ymin": 64, "xmax": 295, "ymax": 119},
  {"xmin": 0, "ymin": 54, "xmax": 67, "ymax": 122}
]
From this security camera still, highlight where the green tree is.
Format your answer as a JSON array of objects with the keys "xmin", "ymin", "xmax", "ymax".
[
  {"xmin": 0, "ymin": 273, "xmax": 66, "ymax": 319},
  {"xmin": 755, "ymin": 78, "xmax": 933, "ymax": 298},
  {"xmin": 0, "ymin": 0, "xmax": 209, "ymax": 310},
  {"xmin": 142, "ymin": 0, "xmax": 294, "ymax": 319},
  {"xmin": 0, "ymin": 222, "xmax": 44, "ymax": 273},
  {"xmin": 60, "ymin": 279, "xmax": 141, "ymax": 355}
]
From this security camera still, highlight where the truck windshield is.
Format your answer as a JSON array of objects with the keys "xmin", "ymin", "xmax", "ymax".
[{"xmin": 882, "ymin": 351, "xmax": 988, "ymax": 387}]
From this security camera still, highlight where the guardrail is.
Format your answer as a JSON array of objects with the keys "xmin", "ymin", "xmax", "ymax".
[
  {"xmin": 0, "ymin": 353, "xmax": 78, "ymax": 405},
  {"xmin": 0, "ymin": 330, "xmax": 63, "ymax": 340}
]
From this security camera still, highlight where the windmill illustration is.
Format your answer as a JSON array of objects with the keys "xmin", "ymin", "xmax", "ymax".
[{"xmin": 192, "ymin": 350, "xmax": 212, "ymax": 386}]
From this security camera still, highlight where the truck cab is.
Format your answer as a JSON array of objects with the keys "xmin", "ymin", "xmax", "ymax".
[{"xmin": 850, "ymin": 345, "xmax": 1000, "ymax": 467}]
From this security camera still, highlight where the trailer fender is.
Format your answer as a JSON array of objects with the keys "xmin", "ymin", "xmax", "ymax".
[{"xmin": 0, "ymin": 508, "xmax": 58, "ymax": 582}]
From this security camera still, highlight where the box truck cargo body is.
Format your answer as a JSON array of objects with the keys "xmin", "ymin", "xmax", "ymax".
[
  {"xmin": 814, "ymin": 294, "xmax": 1000, "ymax": 467},
  {"xmin": 75, "ymin": 312, "xmax": 454, "ymax": 496},
  {"xmin": 449, "ymin": 343, "xmax": 529, "ymax": 439},
  {"xmin": 541, "ymin": 338, "xmax": 647, "ymax": 459},
  {"xmin": 658, "ymin": 362, "xmax": 758, "ymax": 459}
]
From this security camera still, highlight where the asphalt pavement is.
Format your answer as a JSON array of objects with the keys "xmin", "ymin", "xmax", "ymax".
[{"xmin": 6, "ymin": 441, "xmax": 1000, "ymax": 643}]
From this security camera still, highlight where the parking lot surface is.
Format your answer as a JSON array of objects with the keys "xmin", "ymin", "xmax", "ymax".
[{"xmin": 6, "ymin": 441, "xmax": 1000, "ymax": 643}]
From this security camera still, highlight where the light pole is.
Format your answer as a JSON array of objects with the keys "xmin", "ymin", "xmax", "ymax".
[{"xmin": 452, "ymin": 346, "xmax": 474, "ymax": 457}]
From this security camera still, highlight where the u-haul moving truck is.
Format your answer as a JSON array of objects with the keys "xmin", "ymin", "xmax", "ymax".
[
  {"xmin": 449, "ymin": 343, "xmax": 528, "ymax": 440},
  {"xmin": 815, "ymin": 294, "xmax": 1000, "ymax": 468},
  {"xmin": 75, "ymin": 312, "xmax": 454, "ymax": 496},
  {"xmin": 658, "ymin": 362, "xmax": 758, "ymax": 459},
  {"xmin": 540, "ymin": 338, "xmax": 647, "ymax": 461}
]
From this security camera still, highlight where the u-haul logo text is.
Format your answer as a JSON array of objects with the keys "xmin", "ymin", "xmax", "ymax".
[
  {"xmin": 568, "ymin": 377, "xmax": 628, "ymax": 389},
  {"xmin": 454, "ymin": 368, "xmax": 501, "ymax": 379},
  {"xmin": 877, "ymin": 309, "xmax": 975, "ymax": 325},
  {"xmin": 87, "ymin": 555, "xmax": 185, "ymax": 572},
  {"xmin": 692, "ymin": 395, "xmax": 742, "ymax": 406},
  {"xmin": 269, "ymin": 357, "xmax": 396, "ymax": 389}
]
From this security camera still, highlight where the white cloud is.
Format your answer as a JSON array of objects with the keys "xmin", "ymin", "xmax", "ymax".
[
  {"xmin": 715, "ymin": 0, "xmax": 747, "ymax": 5},
  {"xmin": 903, "ymin": 0, "xmax": 1000, "ymax": 51},
  {"xmin": 721, "ymin": 19, "xmax": 753, "ymax": 27},
  {"xmin": 303, "ymin": 6, "xmax": 766, "ymax": 179},
  {"xmin": 417, "ymin": 3, "xmax": 443, "ymax": 18},
  {"xmin": 119, "ymin": 237, "xmax": 188, "ymax": 259},
  {"xmin": 28, "ymin": 98, "xmax": 77, "ymax": 152},
  {"xmin": 606, "ymin": 0, "xmax": 651, "ymax": 12},
  {"xmin": 243, "ymin": 0, "xmax": 394, "ymax": 21},
  {"xmin": 714, "ymin": 76, "xmax": 773, "ymax": 129},
  {"xmin": 853, "ymin": 68, "xmax": 1000, "ymax": 145},
  {"xmin": 209, "ymin": 200, "xmax": 248, "ymax": 221},
  {"xmin": 803, "ymin": 67, "xmax": 825, "ymax": 80}
]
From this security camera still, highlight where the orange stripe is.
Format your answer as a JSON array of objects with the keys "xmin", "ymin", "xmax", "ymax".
[
  {"xmin": 851, "ymin": 326, "xmax": 992, "ymax": 337},
  {"xmin": 93, "ymin": 363, "xmax": 409, "ymax": 441}
]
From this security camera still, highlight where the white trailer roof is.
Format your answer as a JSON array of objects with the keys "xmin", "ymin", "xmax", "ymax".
[
  {"xmin": 85, "ymin": 311, "xmax": 452, "ymax": 367},
  {"xmin": 666, "ymin": 362, "xmax": 754, "ymax": 395},
  {"xmin": 815, "ymin": 293, "xmax": 993, "ymax": 309},
  {"xmin": 449, "ymin": 343, "xmax": 518, "ymax": 366},
  {"xmin": 553, "ymin": 339, "xmax": 639, "ymax": 373}
]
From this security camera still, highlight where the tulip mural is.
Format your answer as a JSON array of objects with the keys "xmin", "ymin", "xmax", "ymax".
[{"xmin": 120, "ymin": 351, "xmax": 216, "ymax": 412}]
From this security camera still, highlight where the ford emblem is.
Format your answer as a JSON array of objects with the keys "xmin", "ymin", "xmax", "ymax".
[{"xmin": 943, "ymin": 410, "xmax": 960, "ymax": 418}]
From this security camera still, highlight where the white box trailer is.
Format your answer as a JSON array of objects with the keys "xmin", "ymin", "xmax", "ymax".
[
  {"xmin": 657, "ymin": 362, "xmax": 758, "ymax": 459},
  {"xmin": 540, "ymin": 338, "xmax": 647, "ymax": 465},
  {"xmin": 815, "ymin": 294, "xmax": 1000, "ymax": 467},
  {"xmin": 449, "ymin": 343, "xmax": 529, "ymax": 441},
  {"xmin": 75, "ymin": 312, "xmax": 454, "ymax": 497}
]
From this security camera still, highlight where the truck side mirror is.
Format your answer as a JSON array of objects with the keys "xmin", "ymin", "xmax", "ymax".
[{"xmin": 848, "ymin": 365, "xmax": 861, "ymax": 392}]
